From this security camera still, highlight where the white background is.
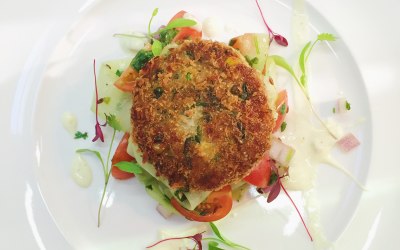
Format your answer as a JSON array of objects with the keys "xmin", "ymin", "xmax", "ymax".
[{"xmin": 0, "ymin": 0, "xmax": 399, "ymax": 249}]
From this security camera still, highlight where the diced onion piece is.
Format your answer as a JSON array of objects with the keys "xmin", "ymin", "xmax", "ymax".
[
  {"xmin": 156, "ymin": 204, "xmax": 174, "ymax": 219},
  {"xmin": 269, "ymin": 138, "xmax": 295, "ymax": 166},
  {"xmin": 336, "ymin": 133, "xmax": 360, "ymax": 152},
  {"xmin": 336, "ymin": 97, "xmax": 350, "ymax": 114}
]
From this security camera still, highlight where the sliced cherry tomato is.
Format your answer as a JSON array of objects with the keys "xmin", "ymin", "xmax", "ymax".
[
  {"xmin": 244, "ymin": 155, "xmax": 272, "ymax": 188},
  {"xmin": 171, "ymin": 186, "xmax": 232, "ymax": 222},
  {"xmin": 273, "ymin": 90, "xmax": 288, "ymax": 132},
  {"xmin": 111, "ymin": 133, "xmax": 135, "ymax": 180},
  {"xmin": 169, "ymin": 10, "xmax": 202, "ymax": 41},
  {"xmin": 114, "ymin": 66, "xmax": 138, "ymax": 92}
]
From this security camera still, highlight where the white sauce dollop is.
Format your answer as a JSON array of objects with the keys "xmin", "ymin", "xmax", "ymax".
[
  {"xmin": 202, "ymin": 17, "xmax": 224, "ymax": 38},
  {"xmin": 71, "ymin": 153, "xmax": 92, "ymax": 188},
  {"xmin": 62, "ymin": 112, "xmax": 77, "ymax": 135}
]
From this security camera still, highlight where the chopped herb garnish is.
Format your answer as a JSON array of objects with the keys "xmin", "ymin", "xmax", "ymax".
[
  {"xmin": 159, "ymin": 28, "xmax": 179, "ymax": 46},
  {"xmin": 186, "ymin": 50, "xmax": 195, "ymax": 59},
  {"xmin": 346, "ymin": 101, "xmax": 351, "ymax": 110},
  {"xmin": 74, "ymin": 131, "xmax": 88, "ymax": 140},
  {"xmin": 130, "ymin": 49, "xmax": 154, "ymax": 71},
  {"xmin": 186, "ymin": 72, "xmax": 192, "ymax": 81},
  {"xmin": 98, "ymin": 97, "xmax": 111, "ymax": 105},
  {"xmin": 332, "ymin": 107, "xmax": 336, "ymax": 113},
  {"xmin": 146, "ymin": 185, "xmax": 153, "ymax": 190},
  {"xmin": 172, "ymin": 72, "xmax": 180, "ymax": 79},
  {"xmin": 115, "ymin": 69, "xmax": 123, "ymax": 77},
  {"xmin": 240, "ymin": 83, "xmax": 250, "ymax": 100},
  {"xmin": 237, "ymin": 121, "xmax": 246, "ymax": 140},
  {"xmin": 280, "ymin": 121, "xmax": 287, "ymax": 132},
  {"xmin": 174, "ymin": 189, "xmax": 188, "ymax": 202},
  {"xmin": 279, "ymin": 103, "xmax": 287, "ymax": 114},
  {"xmin": 194, "ymin": 126, "xmax": 202, "ymax": 143},
  {"xmin": 153, "ymin": 87, "xmax": 164, "ymax": 99},
  {"xmin": 245, "ymin": 56, "xmax": 259, "ymax": 67},
  {"xmin": 268, "ymin": 172, "xmax": 278, "ymax": 186}
]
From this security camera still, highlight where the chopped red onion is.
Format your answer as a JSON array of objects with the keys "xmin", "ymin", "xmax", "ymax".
[{"xmin": 336, "ymin": 133, "xmax": 360, "ymax": 152}]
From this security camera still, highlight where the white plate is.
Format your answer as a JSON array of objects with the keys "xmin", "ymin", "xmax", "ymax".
[{"xmin": 5, "ymin": 0, "xmax": 398, "ymax": 249}]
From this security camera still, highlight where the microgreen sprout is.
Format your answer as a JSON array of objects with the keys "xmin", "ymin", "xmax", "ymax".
[
  {"xmin": 77, "ymin": 112, "xmax": 124, "ymax": 227},
  {"xmin": 269, "ymin": 33, "xmax": 339, "ymax": 139},
  {"xmin": 280, "ymin": 181, "xmax": 313, "ymax": 241},
  {"xmin": 255, "ymin": 0, "xmax": 288, "ymax": 46},
  {"xmin": 259, "ymin": 165, "xmax": 313, "ymax": 242},
  {"xmin": 146, "ymin": 232, "xmax": 204, "ymax": 249},
  {"xmin": 146, "ymin": 222, "xmax": 250, "ymax": 250},
  {"xmin": 92, "ymin": 59, "xmax": 106, "ymax": 142},
  {"xmin": 74, "ymin": 131, "xmax": 88, "ymax": 140},
  {"xmin": 203, "ymin": 222, "xmax": 250, "ymax": 250}
]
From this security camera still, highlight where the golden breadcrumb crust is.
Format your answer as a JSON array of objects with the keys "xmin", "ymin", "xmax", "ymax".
[{"xmin": 131, "ymin": 40, "xmax": 274, "ymax": 191}]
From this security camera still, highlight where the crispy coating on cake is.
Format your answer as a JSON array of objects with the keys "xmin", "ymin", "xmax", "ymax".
[{"xmin": 131, "ymin": 40, "xmax": 274, "ymax": 191}]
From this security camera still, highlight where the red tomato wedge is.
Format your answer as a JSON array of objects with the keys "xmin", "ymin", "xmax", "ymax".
[
  {"xmin": 273, "ymin": 90, "xmax": 288, "ymax": 132},
  {"xmin": 114, "ymin": 67, "xmax": 139, "ymax": 92},
  {"xmin": 169, "ymin": 10, "xmax": 202, "ymax": 41},
  {"xmin": 171, "ymin": 186, "xmax": 232, "ymax": 222},
  {"xmin": 244, "ymin": 155, "xmax": 272, "ymax": 188},
  {"xmin": 111, "ymin": 133, "xmax": 136, "ymax": 180}
]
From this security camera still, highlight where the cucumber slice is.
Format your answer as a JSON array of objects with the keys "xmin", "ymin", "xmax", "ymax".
[
  {"xmin": 91, "ymin": 59, "xmax": 132, "ymax": 132},
  {"xmin": 136, "ymin": 169, "xmax": 177, "ymax": 214}
]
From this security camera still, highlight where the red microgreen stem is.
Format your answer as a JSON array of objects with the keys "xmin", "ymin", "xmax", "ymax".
[
  {"xmin": 92, "ymin": 59, "xmax": 105, "ymax": 142},
  {"xmin": 255, "ymin": 0, "xmax": 288, "ymax": 46},
  {"xmin": 280, "ymin": 180, "xmax": 313, "ymax": 241},
  {"xmin": 146, "ymin": 232, "xmax": 205, "ymax": 249}
]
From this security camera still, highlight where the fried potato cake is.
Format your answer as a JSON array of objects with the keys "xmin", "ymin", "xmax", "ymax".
[{"xmin": 131, "ymin": 40, "xmax": 274, "ymax": 191}]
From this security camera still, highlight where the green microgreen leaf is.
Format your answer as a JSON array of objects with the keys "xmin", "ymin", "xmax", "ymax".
[
  {"xmin": 280, "ymin": 121, "xmax": 287, "ymax": 132},
  {"xmin": 76, "ymin": 149, "xmax": 105, "ymax": 172},
  {"xmin": 346, "ymin": 101, "xmax": 351, "ymax": 110},
  {"xmin": 207, "ymin": 222, "xmax": 250, "ymax": 250},
  {"xmin": 153, "ymin": 18, "xmax": 196, "ymax": 36},
  {"xmin": 269, "ymin": 55, "xmax": 302, "ymax": 87},
  {"xmin": 332, "ymin": 107, "xmax": 336, "ymax": 113},
  {"xmin": 318, "ymin": 33, "xmax": 336, "ymax": 41},
  {"xmin": 151, "ymin": 39, "xmax": 163, "ymax": 56},
  {"xmin": 299, "ymin": 41, "xmax": 312, "ymax": 73},
  {"xmin": 74, "ymin": 131, "xmax": 88, "ymax": 140},
  {"xmin": 165, "ymin": 18, "xmax": 196, "ymax": 30},
  {"xmin": 208, "ymin": 241, "xmax": 225, "ymax": 250},
  {"xmin": 105, "ymin": 114, "xmax": 122, "ymax": 131},
  {"xmin": 186, "ymin": 72, "xmax": 192, "ymax": 81},
  {"xmin": 114, "ymin": 161, "xmax": 143, "ymax": 174},
  {"xmin": 148, "ymin": 8, "xmax": 159, "ymax": 35}
]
